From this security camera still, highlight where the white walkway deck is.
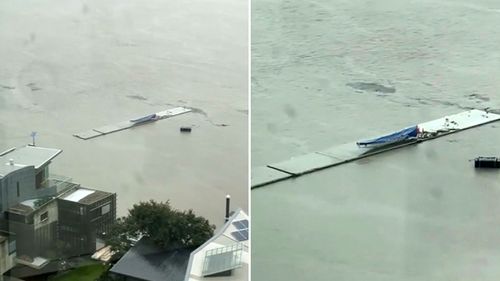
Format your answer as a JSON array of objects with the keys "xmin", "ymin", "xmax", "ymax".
[{"xmin": 252, "ymin": 110, "xmax": 500, "ymax": 188}]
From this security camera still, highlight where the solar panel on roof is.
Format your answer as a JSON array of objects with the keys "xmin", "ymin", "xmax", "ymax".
[
  {"xmin": 231, "ymin": 230, "xmax": 248, "ymax": 241},
  {"xmin": 239, "ymin": 229, "xmax": 248, "ymax": 240},
  {"xmin": 232, "ymin": 219, "xmax": 249, "ymax": 230},
  {"xmin": 240, "ymin": 219, "xmax": 248, "ymax": 228},
  {"xmin": 202, "ymin": 244, "xmax": 243, "ymax": 276},
  {"xmin": 232, "ymin": 221, "xmax": 242, "ymax": 229}
]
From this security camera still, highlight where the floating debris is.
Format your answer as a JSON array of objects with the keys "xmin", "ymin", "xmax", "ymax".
[
  {"xmin": 0, "ymin": 84, "xmax": 15, "ymax": 90},
  {"xmin": 26, "ymin": 82, "xmax": 42, "ymax": 91},
  {"xmin": 474, "ymin": 157, "xmax": 500, "ymax": 169},
  {"xmin": 180, "ymin": 127, "xmax": 192, "ymax": 133},
  {"xmin": 346, "ymin": 82, "xmax": 396, "ymax": 94},
  {"xmin": 468, "ymin": 93, "xmax": 490, "ymax": 102},
  {"xmin": 126, "ymin": 95, "xmax": 148, "ymax": 101}
]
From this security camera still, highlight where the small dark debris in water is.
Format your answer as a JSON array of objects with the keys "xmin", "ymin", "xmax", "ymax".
[
  {"xmin": 180, "ymin": 127, "xmax": 192, "ymax": 133},
  {"xmin": 0, "ymin": 84, "xmax": 15, "ymax": 90},
  {"xmin": 126, "ymin": 95, "xmax": 148, "ymax": 101},
  {"xmin": 26, "ymin": 83, "xmax": 41, "ymax": 91},
  {"xmin": 468, "ymin": 93, "xmax": 490, "ymax": 102},
  {"xmin": 346, "ymin": 82, "xmax": 396, "ymax": 94},
  {"xmin": 215, "ymin": 123, "xmax": 229, "ymax": 127}
]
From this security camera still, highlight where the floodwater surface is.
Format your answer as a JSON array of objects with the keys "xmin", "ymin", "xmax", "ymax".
[{"xmin": 252, "ymin": 0, "xmax": 500, "ymax": 280}]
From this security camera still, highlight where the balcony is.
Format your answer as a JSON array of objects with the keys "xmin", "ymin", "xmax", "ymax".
[{"xmin": 37, "ymin": 175, "xmax": 80, "ymax": 197}]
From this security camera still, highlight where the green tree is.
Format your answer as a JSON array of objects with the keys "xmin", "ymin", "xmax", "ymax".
[
  {"xmin": 103, "ymin": 217, "xmax": 134, "ymax": 259},
  {"xmin": 104, "ymin": 200, "xmax": 215, "ymax": 259}
]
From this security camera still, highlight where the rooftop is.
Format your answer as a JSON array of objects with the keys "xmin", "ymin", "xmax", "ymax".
[
  {"xmin": 8, "ymin": 185, "xmax": 113, "ymax": 216},
  {"xmin": 110, "ymin": 238, "xmax": 194, "ymax": 281},
  {"xmin": 185, "ymin": 209, "xmax": 249, "ymax": 281},
  {"xmin": 60, "ymin": 187, "xmax": 113, "ymax": 205},
  {"xmin": 0, "ymin": 160, "xmax": 25, "ymax": 178},
  {"xmin": 8, "ymin": 197, "xmax": 56, "ymax": 216},
  {"xmin": 0, "ymin": 146, "xmax": 61, "ymax": 174}
]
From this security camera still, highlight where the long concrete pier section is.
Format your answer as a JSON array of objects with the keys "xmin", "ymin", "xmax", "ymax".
[
  {"xmin": 252, "ymin": 109, "xmax": 500, "ymax": 189},
  {"xmin": 73, "ymin": 107, "xmax": 191, "ymax": 140}
]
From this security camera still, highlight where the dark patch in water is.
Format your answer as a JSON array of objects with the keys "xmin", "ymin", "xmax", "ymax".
[
  {"xmin": 26, "ymin": 82, "xmax": 41, "ymax": 91},
  {"xmin": 429, "ymin": 187, "xmax": 443, "ymax": 200},
  {"xmin": 267, "ymin": 123, "xmax": 277, "ymax": 133},
  {"xmin": 186, "ymin": 107, "xmax": 208, "ymax": 117},
  {"xmin": 355, "ymin": 158, "xmax": 372, "ymax": 165},
  {"xmin": 408, "ymin": 97, "xmax": 475, "ymax": 111},
  {"xmin": 176, "ymin": 106, "xmax": 230, "ymax": 127},
  {"xmin": 82, "ymin": 4, "xmax": 89, "ymax": 14},
  {"xmin": 467, "ymin": 93, "xmax": 490, "ymax": 102},
  {"xmin": 346, "ymin": 82, "xmax": 396, "ymax": 93},
  {"xmin": 134, "ymin": 173, "xmax": 144, "ymax": 184},
  {"xmin": 283, "ymin": 104, "xmax": 297, "ymax": 118},
  {"xmin": 126, "ymin": 95, "xmax": 148, "ymax": 101},
  {"xmin": 414, "ymin": 98, "xmax": 430, "ymax": 105},
  {"xmin": 0, "ymin": 84, "xmax": 15, "ymax": 90}
]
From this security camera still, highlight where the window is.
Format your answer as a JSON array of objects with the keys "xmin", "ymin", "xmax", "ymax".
[
  {"xmin": 40, "ymin": 211, "xmax": 48, "ymax": 222},
  {"xmin": 8, "ymin": 239, "xmax": 16, "ymax": 255},
  {"xmin": 101, "ymin": 204, "xmax": 110, "ymax": 215},
  {"xmin": 35, "ymin": 167, "xmax": 49, "ymax": 189},
  {"xmin": 16, "ymin": 182, "xmax": 20, "ymax": 197}
]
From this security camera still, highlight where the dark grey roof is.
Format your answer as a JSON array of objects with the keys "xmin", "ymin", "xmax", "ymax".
[{"xmin": 110, "ymin": 238, "xmax": 193, "ymax": 281}]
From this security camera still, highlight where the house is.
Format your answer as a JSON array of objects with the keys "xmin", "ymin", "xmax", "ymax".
[
  {"xmin": 6, "ymin": 197, "xmax": 58, "ymax": 267},
  {"xmin": 0, "ymin": 232, "xmax": 16, "ymax": 275},
  {"xmin": 110, "ymin": 238, "xmax": 194, "ymax": 281},
  {"xmin": 0, "ymin": 146, "xmax": 63, "ymax": 217},
  {"xmin": 184, "ymin": 208, "xmax": 248, "ymax": 281},
  {"xmin": 57, "ymin": 187, "xmax": 116, "ymax": 257},
  {"xmin": 0, "ymin": 145, "xmax": 116, "ymax": 275},
  {"xmin": 110, "ymin": 208, "xmax": 249, "ymax": 281}
]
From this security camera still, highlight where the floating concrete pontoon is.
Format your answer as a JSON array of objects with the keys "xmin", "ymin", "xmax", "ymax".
[
  {"xmin": 73, "ymin": 107, "xmax": 191, "ymax": 140},
  {"xmin": 252, "ymin": 109, "xmax": 500, "ymax": 189}
]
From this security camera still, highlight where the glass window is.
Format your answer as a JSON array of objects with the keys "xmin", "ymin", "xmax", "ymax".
[
  {"xmin": 101, "ymin": 204, "xmax": 110, "ymax": 215},
  {"xmin": 40, "ymin": 211, "xmax": 48, "ymax": 222}
]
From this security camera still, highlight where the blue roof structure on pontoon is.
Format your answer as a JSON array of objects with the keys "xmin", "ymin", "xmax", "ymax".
[{"xmin": 357, "ymin": 125, "xmax": 418, "ymax": 146}]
